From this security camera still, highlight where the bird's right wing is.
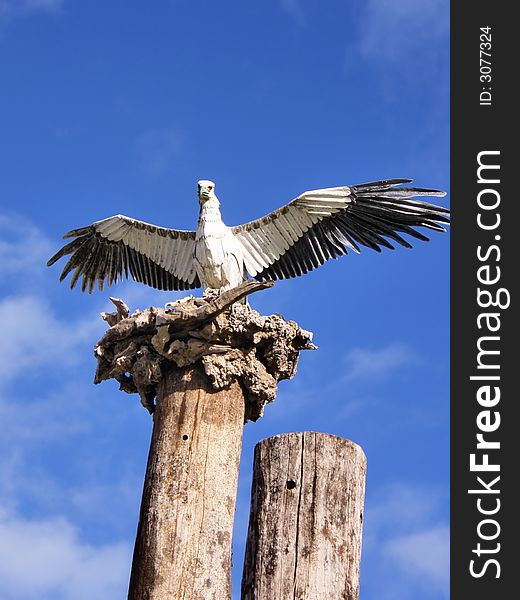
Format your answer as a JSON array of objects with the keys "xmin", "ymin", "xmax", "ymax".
[
  {"xmin": 231, "ymin": 179, "xmax": 449, "ymax": 280},
  {"xmin": 47, "ymin": 215, "xmax": 200, "ymax": 292}
]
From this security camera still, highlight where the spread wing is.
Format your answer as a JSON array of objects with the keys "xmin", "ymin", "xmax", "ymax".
[
  {"xmin": 231, "ymin": 179, "xmax": 449, "ymax": 281},
  {"xmin": 47, "ymin": 215, "xmax": 200, "ymax": 292}
]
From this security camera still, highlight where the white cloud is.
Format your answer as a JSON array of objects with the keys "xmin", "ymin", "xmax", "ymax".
[
  {"xmin": 25, "ymin": 0, "xmax": 62, "ymax": 9},
  {"xmin": 0, "ymin": 510, "xmax": 131, "ymax": 600},
  {"xmin": 367, "ymin": 483, "xmax": 441, "ymax": 531},
  {"xmin": 343, "ymin": 342, "xmax": 417, "ymax": 381},
  {"xmin": 69, "ymin": 476, "xmax": 143, "ymax": 526},
  {"xmin": 334, "ymin": 396, "xmax": 375, "ymax": 420},
  {"xmin": 363, "ymin": 483, "xmax": 449, "ymax": 597},
  {"xmin": 0, "ymin": 294, "xmax": 99, "ymax": 382},
  {"xmin": 0, "ymin": 381, "xmax": 92, "ymax": 448},
  {"xmin": 0, "ymin": 214, "xmax": 53, "ymax": 279},
  {"xmin": 385, "ymin": 525, "xmax": 450, "ymax": 593},
  {"xmin": 0, "ymin": 371, "xmax": 146, "ymax": 539},
  {"xmin": 280, "ymin": 0, "xmax": 305, "ymax": 26},
  {"xmin": 345, "ymin": 0, "xmax": 449, "ymax": 102},
  {"xmin": 0, "ymin": 0, "xmax": 63, "ymax": 23},
  {"xmin": 355, "ymin": 0, "xmax": 448, "ymax": 64}
]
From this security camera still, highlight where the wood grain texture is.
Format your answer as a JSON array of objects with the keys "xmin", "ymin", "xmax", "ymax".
[
  {"xmin": 127, "ymin": 363, "xmax": 245, "ymax": 600},
  {"xmin": 241, "ymin": 432, "xmax": 366, "ymax": 600}
]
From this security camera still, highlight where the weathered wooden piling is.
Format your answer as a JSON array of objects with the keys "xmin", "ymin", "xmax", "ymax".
[
  {"xmin": 127, "ymin": 364, "xmax": 245, "ymax": 599},
  {"xmin": 241, "ymin": 432, "xmax": 367, "ymax": 600}
]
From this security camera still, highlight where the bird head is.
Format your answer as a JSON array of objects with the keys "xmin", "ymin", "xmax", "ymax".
[{"xmin": 197, "ymin": 180, "xmax": 216, "ymax": 204}]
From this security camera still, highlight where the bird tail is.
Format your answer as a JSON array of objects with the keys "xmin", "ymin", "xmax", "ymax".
[{"xmin": 342, "ymin": 179, "xmax": 449, "ymax": 252}]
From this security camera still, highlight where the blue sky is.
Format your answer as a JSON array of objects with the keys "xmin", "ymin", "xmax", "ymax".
[{"xmin": 0, "ymin": 1, "xmax": 449, "ymax": 599}]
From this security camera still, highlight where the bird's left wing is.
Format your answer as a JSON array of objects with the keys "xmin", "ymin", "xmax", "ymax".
[
  {"xmin": 47, "ymin": 214, "xmax": 200, "ymax": 292},
  {"xmin": 231, "ymin": 179, "xmax": 449, "ymax": 281}
]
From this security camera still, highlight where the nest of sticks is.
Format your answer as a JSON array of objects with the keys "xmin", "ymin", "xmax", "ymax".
[{"xmin": 94, "ymin": 281, "xmax": 315, "ymax": 422}]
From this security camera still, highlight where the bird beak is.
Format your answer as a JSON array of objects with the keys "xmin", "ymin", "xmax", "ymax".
[{"xmin": 199, "ymin": 187, "xmax": 210, "ymax": 200}]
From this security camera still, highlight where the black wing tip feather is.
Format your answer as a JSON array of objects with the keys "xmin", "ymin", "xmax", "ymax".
[
  {"xmin": 47, "ymin": 236, "xmax": 86, "ymax": 267},
  {"xmin": 63, "ymin": 226, "xmax": 92, "ymax": 239},
  {"xmin": 352, "ymin": 178, "xmax": 448, "ymax": 200},
  {"xmin": 46, "ymin": 253, "xmax": 60, "ymax": 267},
  {"xmin": 48, "ymin": 227, "xmax": 200, "ymax": 293},
  {"xmin": 353, "ymin": 178, "xmax": 413, "ymax": 189},
  {"xmin": 348, "ymin": 179, "xmax": 449, "ymax": 250}
]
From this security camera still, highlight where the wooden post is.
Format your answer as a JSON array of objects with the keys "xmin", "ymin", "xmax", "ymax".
[
  {"xmin": 128, "ymin": 363, "xmax": 245, "ymax": 600},
  {"xmin": 93, "ymin": 283, "xmax": 315, "ymax": 600},
  {"xmin": 241, "ymin": 432, "xmax": 367, "ymax": 600}
]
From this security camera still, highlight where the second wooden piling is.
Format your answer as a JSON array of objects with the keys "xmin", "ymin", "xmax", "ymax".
[{"xmin": 241, "ymin": 432, "xmax": 367, "ymax": 600}]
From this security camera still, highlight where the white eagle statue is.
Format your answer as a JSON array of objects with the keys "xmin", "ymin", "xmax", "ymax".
[{"xmin": 47, "ymin": 179, "xmax": 449, "ymax": 293}]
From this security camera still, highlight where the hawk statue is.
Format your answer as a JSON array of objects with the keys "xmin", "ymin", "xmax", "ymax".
[{"xmin": 47, "ymin": 179, "xmax": 449, "ymax": 293}]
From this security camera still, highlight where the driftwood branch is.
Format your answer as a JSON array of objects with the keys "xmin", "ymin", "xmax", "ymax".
[{"xmin": 94, "ymin": 280, "xmax": 315, "ymax": 420}]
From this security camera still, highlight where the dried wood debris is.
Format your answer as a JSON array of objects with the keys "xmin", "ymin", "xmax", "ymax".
[{"xmin": 94, "ymin": 281, "xmax": 315, "ymax": 421}]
